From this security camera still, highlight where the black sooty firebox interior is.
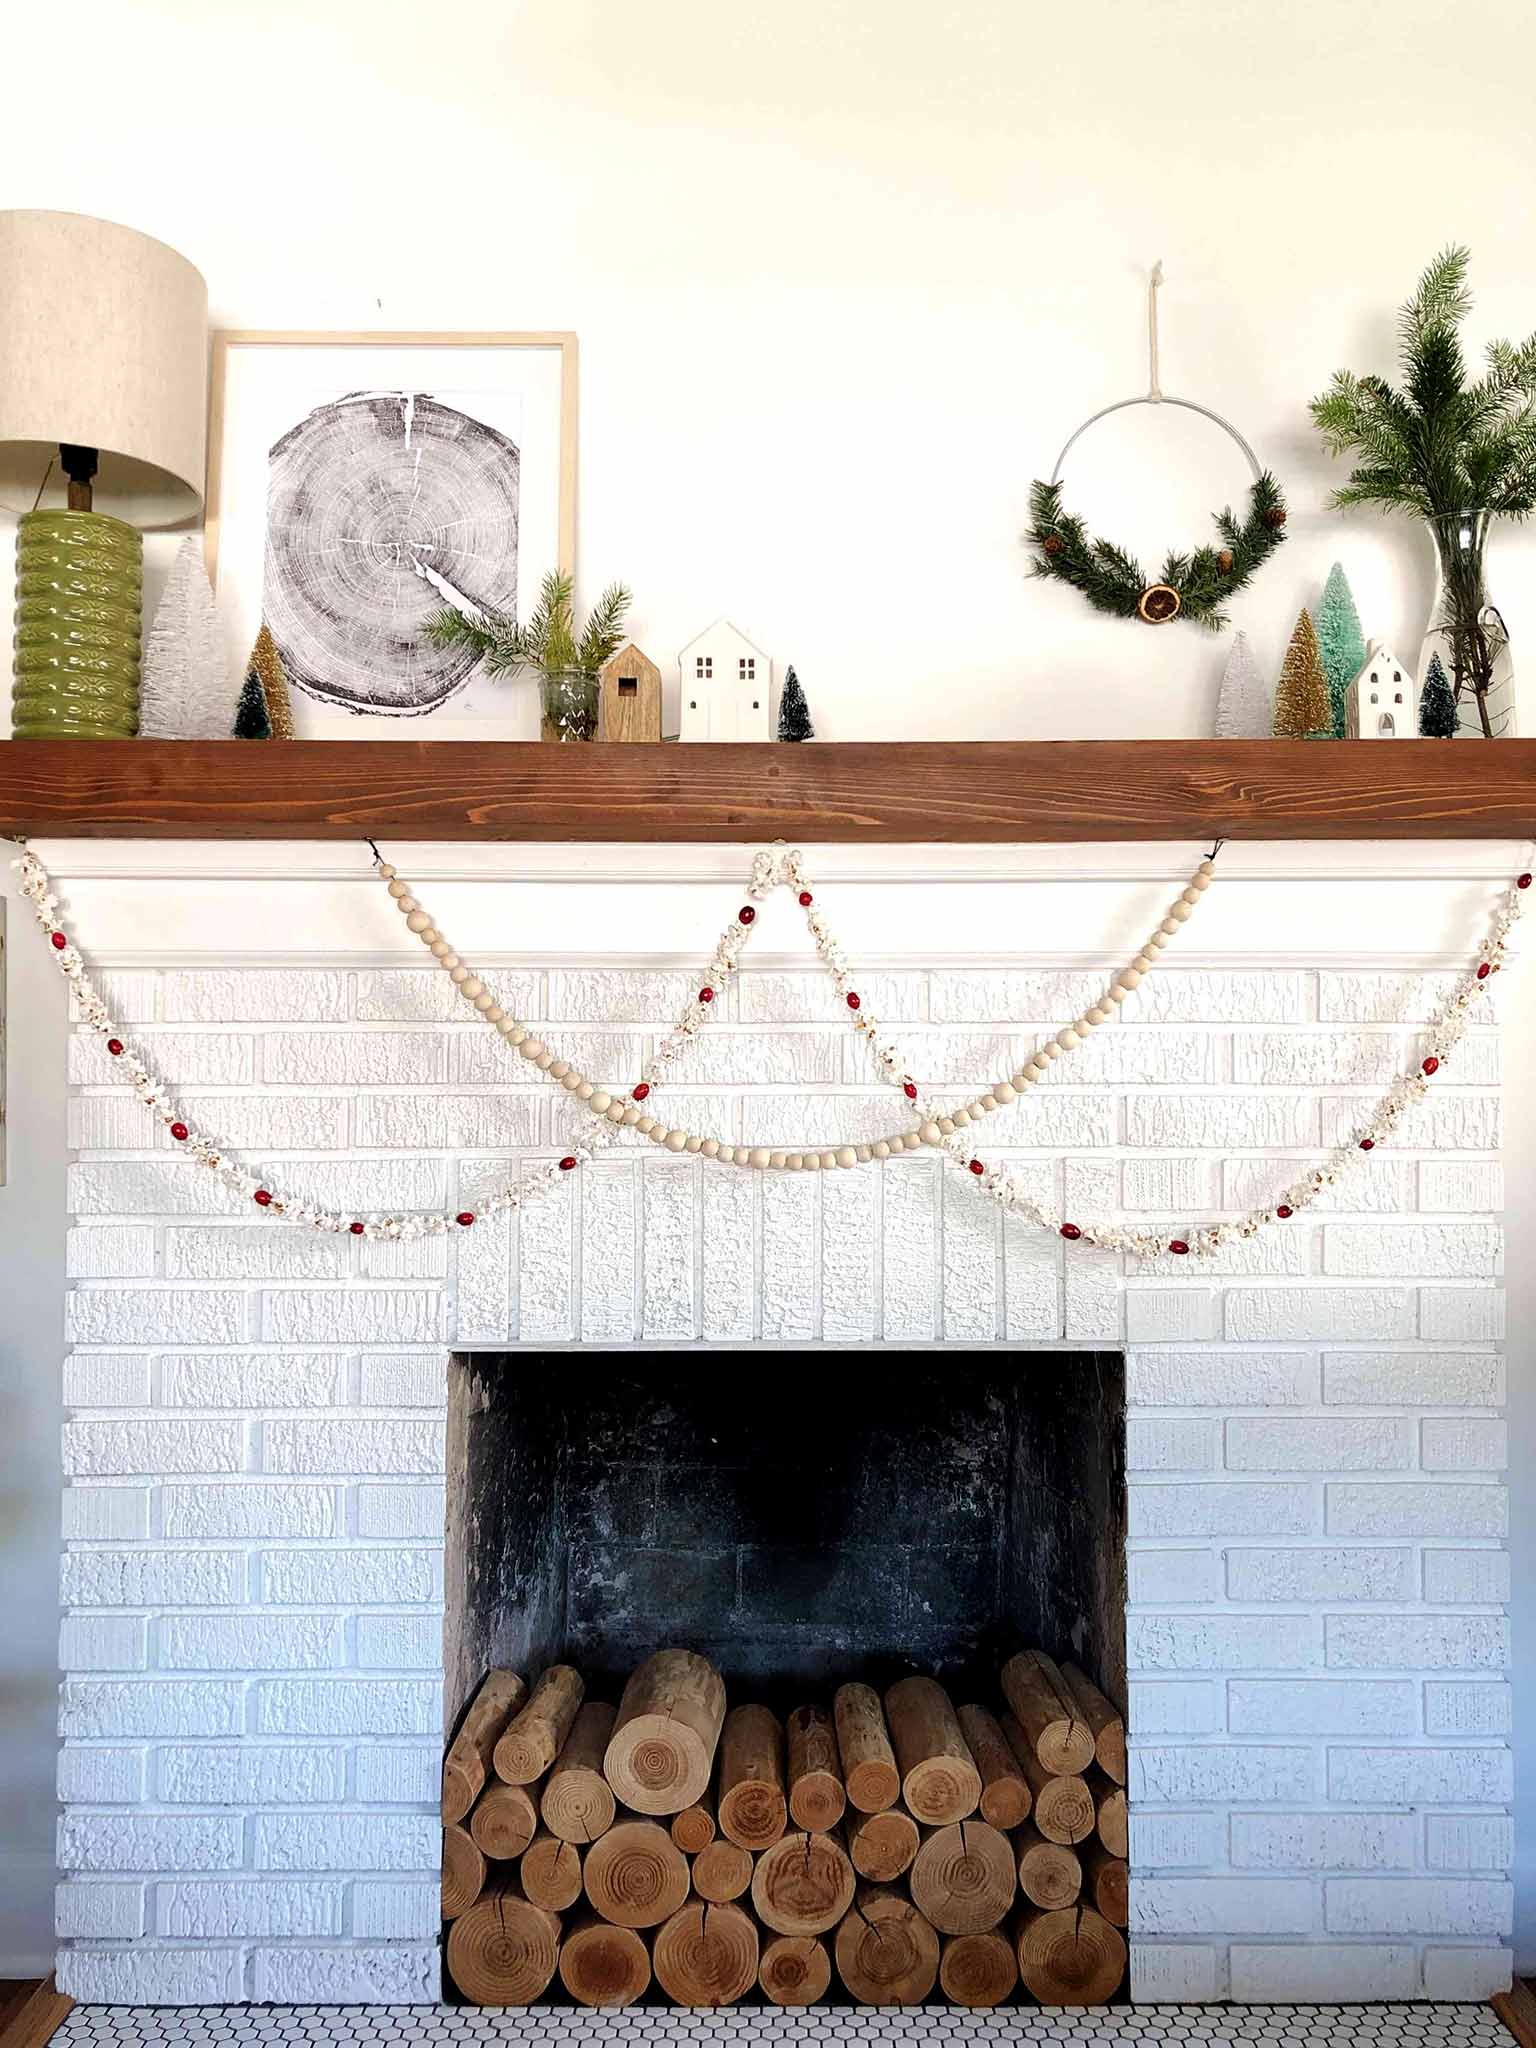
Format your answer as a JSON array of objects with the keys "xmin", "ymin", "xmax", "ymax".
[{"xmin": 444, "ymin": 1351, "xmax": 1125, "ymax": 1729}]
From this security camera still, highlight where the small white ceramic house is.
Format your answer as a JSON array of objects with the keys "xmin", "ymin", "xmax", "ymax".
[
  {"xmin": 1347, "ymin": 640, "xmax": 1418, "ymax": 739},
  {"xmin": 678, "ymin": 620, "xmax": 773, "ymax": 741}
]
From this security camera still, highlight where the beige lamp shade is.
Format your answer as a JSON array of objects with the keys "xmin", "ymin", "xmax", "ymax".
[{"xmin": 0, "ymin": 210, "xmax": 208, "ymax": 525}]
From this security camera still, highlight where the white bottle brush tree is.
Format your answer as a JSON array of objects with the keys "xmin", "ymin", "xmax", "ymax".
[
  {"xmin": 138, "ymin": 538, "xmax": 238, "ymax": 739},
  {"xmin": 1213, "ymin": 630, "xmax": 1269, "ymax": 738}
]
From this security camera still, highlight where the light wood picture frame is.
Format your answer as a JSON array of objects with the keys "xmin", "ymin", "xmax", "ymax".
[{"xmin": 204, "ymin": 331, "xmax": 577, "ymax": 738}]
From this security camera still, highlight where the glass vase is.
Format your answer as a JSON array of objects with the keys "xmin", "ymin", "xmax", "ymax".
[
  {"xmin": 539, "ymin": 668, "xmax": 598, "ymax": 743},
  {"xmin": 1420, "ymin": 511, "xmax": 1516, "ymax": 738}
]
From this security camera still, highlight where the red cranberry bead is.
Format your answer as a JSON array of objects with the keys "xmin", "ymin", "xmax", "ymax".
[
  {"xmin": 968, "ymin": 1159, "xmax": 984, "ymax": 1176},
  {"xmin": 1359, "ymin": 1137, "xmax": 1375, "ymax": 1151},
  {"xmin": 798, "ymin": 891, "xmax": 813, "ymax": 906},
  {"xmin": 1060, "ymin": 1222, "xmax": 1082, "ymax": 1241},
  {"xmin": 559, "ymin": 1156, "xmax": 578, "ymax": 1171},
  {"xmin": 170, "ymin": 1122, "xmax": 189, "ymax": 1141},
  {"xmin": 902, "ymin": 1081, "xmax": 918, "ymax": 1100},
  {"xmin": 50, "ymin": 931, "xmax": 66, "ymax": 950},
  {"xmin": 1422, "ymin": 1056, "xmax": 1440, "ymax": 1075},
  {"xmin": 106, "ymin": 1038, "xmax": 123, "ymax": 1056},
  {"xmin": 254, "ymin": 1189, "xmax": 273, "ymax": 1206},
  {"xmin": 1276, "ymin": 1204, "xmax": 1293, "ymax": 1219},
  {"xmin": 1477, "ymin": 962, "xmax": 1491, "ymax": 979},
  {"xmin": 1519, "ymin": 873, "xmax": 1532, "ymax": 889},
  {"xmin": 738, "ymin": 906, "xmax": 756, "ymax": 925},
  {"xmin": 456, "ymin": 1211, "xmax": 475, "ymax": 1227},
  {"xmin": 349, "ymin": 1221, "xmax": 365, "ymax": 1235},
  {"xmin": 632, "ymin": 1082, "xmax": 651, "ymax": 1101},
  {"xmin": 1168, "ymin": 1239, "xmax": 1190, "ymax": 1255},
  {"xmin": 846, "ymin": 992, "xmax": 861, "ymax": 1011},
  {"xmin": 699, "ymin": 987, "xmax": 714, "ymax": 1004}
]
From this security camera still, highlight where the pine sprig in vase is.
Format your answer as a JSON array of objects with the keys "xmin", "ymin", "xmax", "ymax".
[
  {"xmin": 425, "ymin": 572, "xmax": 632, "ymax": 741},
  {"xmin": 1311, "ymin": 245, "xmax": 1536, "ymax": 735}
]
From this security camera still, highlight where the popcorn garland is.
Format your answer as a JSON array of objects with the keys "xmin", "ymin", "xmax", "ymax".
[{"xmin": 15, "ymin": 841, "xmax": 1527, "ymax": 1260}]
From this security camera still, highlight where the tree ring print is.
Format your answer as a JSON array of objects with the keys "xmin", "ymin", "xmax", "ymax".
[{"xmin": 262, "ymin": 390, "xmax": 519, "ymax": 716}]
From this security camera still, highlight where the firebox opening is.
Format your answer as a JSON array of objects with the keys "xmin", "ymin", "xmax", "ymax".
[{"xmin": 444, "ymin": 1351, "xmax": 1126, "ymax": 1732}]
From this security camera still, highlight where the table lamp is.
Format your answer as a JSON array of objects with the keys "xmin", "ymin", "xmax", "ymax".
[{"xmin": 0, "ymin": 211, "xmax": 207, "ymax": 737}]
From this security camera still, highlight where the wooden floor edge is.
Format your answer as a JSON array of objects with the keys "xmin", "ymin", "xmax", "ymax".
[
  {"xmin": 1493, "ymin": 1979, "xmax": 1536, "ymax": 2048},
  {"xmin": 0, "ymin": 1979, "xmax": 72, "ymax": 2048}
]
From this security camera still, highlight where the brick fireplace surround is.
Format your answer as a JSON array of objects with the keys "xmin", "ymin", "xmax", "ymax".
[{"xmin": 42, "ymin": 840, "xmax": 1519, "ymax": 2008}]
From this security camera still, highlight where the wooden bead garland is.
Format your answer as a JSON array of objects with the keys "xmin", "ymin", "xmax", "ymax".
[{"xmin": 14, "ymin": 844, "xmax": 1525, "ymax": 1262}]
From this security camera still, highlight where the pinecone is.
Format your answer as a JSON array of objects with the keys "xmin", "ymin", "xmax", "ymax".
[
  {"xmin": 1217, "ymin": 548, "xmax": 1234, "ymax": 574},
  {"xmin": 1262, "ymin": 506, "xmax": 1287, "ymax": 530},
  {"xmin": 1042, "ymin": 533, "xmax": 1064, "ymax": 556}
]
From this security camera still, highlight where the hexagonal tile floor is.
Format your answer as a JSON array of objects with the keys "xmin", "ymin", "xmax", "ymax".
[{"xmin": 54, "ymin": 2004, "xmax": 1512, "ymax": 2047}]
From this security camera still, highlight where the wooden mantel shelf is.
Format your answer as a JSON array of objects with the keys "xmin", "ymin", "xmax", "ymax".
[{"xmin": 1, "ymin": 737, "xmax": 1533, "ymax": 842}]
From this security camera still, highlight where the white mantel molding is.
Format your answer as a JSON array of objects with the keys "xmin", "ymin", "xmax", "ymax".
[{"xmin": 26, "ymin": 836, "xmax": 1535, "ymax": 884}]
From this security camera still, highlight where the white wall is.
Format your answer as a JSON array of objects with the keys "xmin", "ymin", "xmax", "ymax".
[
  {"xmin": 5, "ymin": 0, "xmax": 1536, "ymax": 1979},
  {"xmin": 8, "ymin": 0, "xmax": 1536, "ymax": 738}
]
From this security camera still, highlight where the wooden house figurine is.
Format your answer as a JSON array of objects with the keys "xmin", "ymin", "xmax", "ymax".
[
  {"xmin": 678, "ymin": 620, "xmax": 772, "ymax": 741},
  {"xmin": 1346, "ymin": 640, "xmax": 1417, "ymax": 739},
  {"xmin": 598, "ymin": 642, "xmax": 662, "ymax": 743}
]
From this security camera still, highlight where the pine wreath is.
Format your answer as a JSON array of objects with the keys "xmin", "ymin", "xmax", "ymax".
[{"xmin": 1026, "ymin": 471, "xmax": 1287, "ymax": 630}]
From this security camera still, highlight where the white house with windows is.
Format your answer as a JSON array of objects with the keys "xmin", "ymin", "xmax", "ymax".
[
  {"xmin": 678, "ymin": 619, "xmax": 773, "ymax": 740},
  {"xmin": 1346, "ymin": 639, "xmax": 1418, "ymax": 738}
]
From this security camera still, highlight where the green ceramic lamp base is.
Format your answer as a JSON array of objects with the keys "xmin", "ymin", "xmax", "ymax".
[{"xmin": 11, "ymin": 508, "xmax": 143, "ymax": 738}]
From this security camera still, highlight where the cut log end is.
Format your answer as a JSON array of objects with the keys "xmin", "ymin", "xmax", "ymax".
[
  {"xmin": 1015, "ymin": 1822, "xmax": 1083, "ymax": 1911},
  {"xmin": 441, "ymin": 1822, "xmax": 486, "ymax": 1921},
  {"xmin": 442, "ymin": 1667, "xmax": 526, "ymax": 1824},
  {"xmin": 833, "ymin": 1681, "xmax": 900, "ymax": 1814},
  {"xmin": 539, "ymin": 1698, "xmax": 617, "ymax": 1844},
  {"xmin": 787, "ymin": 1703, "xmax": 847, "ymax": 1831},
  {"xmin": 494, "ymin": 1663, "xmax": 587, "ymax": 1786},
  {"xmin": 939, "ymin": 1929, "xmax": 1019, "ymax": 2009},
  {"xmin": 1014, "ymin": 1904, "xmax": 1128, "ymax": 2006},
  {"xmin": 847, "ymin": 1805, "xmax": 920, "ymax": 1883},
  {"xmin": 604, "ymin": 1649, "xmax": 726, "ymax": 1815},
  {"xmin": 718, "ymin": 1703, "xmax": 788, "ymax": 1850},
  {"xmin": 909, "ymin": 1819, "xmax": 1016, "ymax": 1935},
  {"xmin": 751, "ymin": 1829, "xmax": 857, "ymax": 1938},
  {"xmin": 520, "ymin": 1828, "xmax": 584, "ymax": 1913},
  {"xmin": 1001, "ymin": 1651, "xmax": 1096, "ymax": 1777},
  {"xmin": 691, "ymin": 1837, "xmax": 754, "ymax": 1904},
  {"xmin": 760, "ymin": 1932, "xmax": 832, "ymax": 2007},
  {"xmin": 582, "ymin": 1818, "xmax": 690, "ymax": 1929},
  {"xmin": 885, "ymin": 1675, "xmax": 982, "ymax": 1825},
  {"xmin": 669, "ymin": 1799, "xmax": 716, "ymax": 1855},
  {"xmin": 557, "ymin": 1914, "xmax": 651, "ymax": 2009},
  {"xmin": 834, "ymin": 1885, "xmax": 941, "ymax": 2006},
  {"xmin": 652, "ymin": 1899, "xmax": 759, "ymax": 2008},
  {"xmin": 469, "ymin": 1779, "xmax": 540, "ymax": 1862},
  {"xmin": 445, "ymin": 1877, "xmax": 561, "ymax": 2006}
]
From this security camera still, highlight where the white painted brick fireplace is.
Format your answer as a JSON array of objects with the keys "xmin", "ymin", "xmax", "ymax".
[{"xmin": 37, "ymin": 839, "xmax": 1520, "ymax": 2009}]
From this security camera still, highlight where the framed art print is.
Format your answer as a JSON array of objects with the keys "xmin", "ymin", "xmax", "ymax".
[{"xmin": 206, "ymin": 331, "xmax": 576, "ymax": 738}]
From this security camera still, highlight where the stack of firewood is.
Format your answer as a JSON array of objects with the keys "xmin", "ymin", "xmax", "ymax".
[{"xmin": 440, "ymin": 1647, "xmax": 1127, "ymax": 2009}]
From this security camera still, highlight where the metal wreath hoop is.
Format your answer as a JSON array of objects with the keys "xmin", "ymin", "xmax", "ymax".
[{"xmin": 1048, "ymin": 394, "xmax": 1264, "ymax": 489}]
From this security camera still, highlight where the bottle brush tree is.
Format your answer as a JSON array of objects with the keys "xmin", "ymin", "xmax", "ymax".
[
  {"xmin": 232, "ymin": 665, "xmax": 272, "ymax": 740},
  {"xmin": 139, "ymin": 537, "xmax": 237, "ymax": 739},
  {"xmin": 777, "ymin": 665, "xmax": 814, "ymax": 741},
  {"xmin": 1272, "ymin": 610, "xmax": 1332, "ymax": 739},
  {"xmin": 1314, "ymin": 563, "xmax": 1367, "ymax": 739},
  {"xmin": 1419, "ymin": 651, "xmax": 1458, "ymax": 736},
  {"xmin": 1213, "ymin": 630, "xmax": 1269, "ymax": 739}
]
